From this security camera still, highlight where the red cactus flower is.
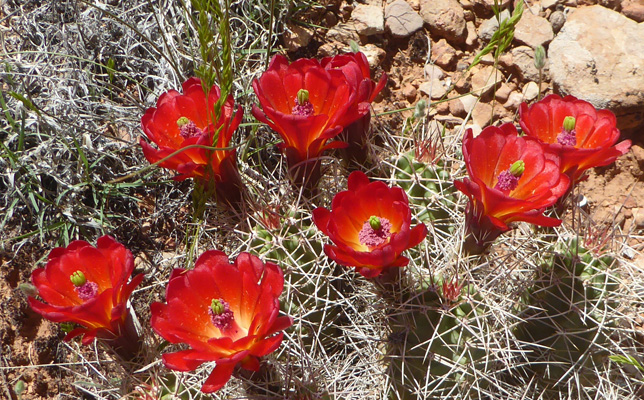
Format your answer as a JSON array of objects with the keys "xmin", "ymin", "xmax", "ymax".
[
  {"xmin": 140, "ymin": 78, "xmax": 243, "ymax": 204},
  {"xmin": 321, "ymin": 52, "xmax": 387, "ymax": 128},
  {"xmin": 28, "ymin": 236, "xmax": 144, "ymax": 357},
  {"xmin": 454, "ymin": 124, "xmax": 570, "ymax": 251},
  {"xmin": 321, "ymin": 52, "xmax": 387, "ymax": 167},
  {"xmin": 312, "ymin": 171, "xmax": 428, "ymax": 278},
  {"xmin": 252, "ymin": 54, "xmax": 354, "ymax": 186},
  {"xmin": 519, "ymin": 94, "xmax": 631, "ymax": 182},
  {"xmin": 150, "ymin": 251, "xmax": 292, "ymax": 393}
]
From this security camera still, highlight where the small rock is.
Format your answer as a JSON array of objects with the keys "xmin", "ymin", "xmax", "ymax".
[
  {"xmin": 478, "ymin": 10, "xmax": 511, "ymax": 41},
  {"xmin": 465, "ymin": 21, "xmax": 478, "ymax": 46},
  {"xmin": 511, "ymin": 46, "xmax": 541, "ymax": 82},
  {"xmin": 436, "ymin": 101, "xmax": 451, "ymax": 114},
  {"xmin": 317, "ymin": 42, "xmax": 345, "ymax": 57},
  {"xmin": 471, "ymin": 65, "xmax": 503, "ymax": 97},
  {"xmin": 549, "ymin": 10, "xmax": 566, "ymax": 33},
  {"xmin": 402, "ymin": 84, "xmax": 418, "ymax": 102},
  {"xmin": 459, "ymin": 0, "xmax": 474, "ymax": 8},
  {"xmin": 419, "ymin": 0, "xmax": 467, "ymax": 43},
  {"xmin": 351, "ymin": 4, "xmax": 385, "ymax": 36},
  {"xmin": 622, "ymin": 0, "xmax": 644, "ymax": 22},
  {"xmin": 514, "ymin": 11, "xmax": 554, "ymax": 48},
  {"xmin": 493, "ymin": 103, "xmax": 513, "ymax": 121},
  {"xmin": 322, "ymin": 11, "xmax": 338, "ymax": 27},
  {"xmin": 472, "ymin": 102, "xmax": 493, "ymax": 127},
  {"xmin": 495, "ymin": 83, "xmax": 512, "ymax": 103},
  {"xmin": 420, "ymin": 79, "xmax": 447, "ymax": 99},
  {"xmin": 326, "ymin": 23, "xmax": 360, "ymax": 44},
  {"xmin": 431, "ymin": 38, "xmax": 457, "ymax": 69},
  {"xmin": 633, "ymin": 208, "xmax": 644, "ymax": 228},
  {"xmin": 361, "ymin": 43, "xmax": 386, "ymax": 68},
  {"xmin": 631, "ymin": 144, "xmax": 644, "ymax": 165},
  {"xmin": 385, "ymin": 0, "xmax": 424, "ymax": 38},
  {"xmin": 504, "ymin": 91, "xmax": 524, "ymax": 110},
  {"xmin": 284, "ymin": 24, "xmax": 314, "ymax": 52},
  {"xmin": 424, "ymin": 64, "xmax": 445, "ymax": 81},
  {"xmin": 450, "ymin": 94, "xmax": 478, "ymax": 117},
  {"xmin": 541, "ymin": 0, "xmax": 561, "ymax": 8},
  {"xmin": 522, "ymin": 81, "xmax": 540, "ymax": 101}
]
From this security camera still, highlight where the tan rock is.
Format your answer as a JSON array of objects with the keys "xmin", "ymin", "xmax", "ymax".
[
  {"xmin": 514, "ymin": 11, "xmax": 554, "ymax": 48},
  {"xmin": 471, "ymin": 65, "xmax": 503, "ymax": 97},
  {"xmin": 385, "ymin": 0, "xmax": 425, "ymax": 38},
  {"xmin": 284, "ymin": 24, "xmax": 314, "ymax": 52},
  {"xmin": 522, "ymin": 81, "xmax": 540, "ymax": 101},
  {"xmin": 622, "ymin": 0, "xmax": 644, "ymax": 22},
  {"xmin": 351, "ymin": 4, "xmax": 385, "ymax": 36},
  {"xmin": 472, "ymin": 102, "xmax": 493, "ymax": 127},
  {"xmin": 548, "ymin": 5, "xmax": 644, "ymax": 130},
  {"xmin": 419, "ymin": 0, "xmax": 467, "ymax": 43},
  {"xmin": 431, "ymin": 39, "xmax": 457, "ymax": 69}
]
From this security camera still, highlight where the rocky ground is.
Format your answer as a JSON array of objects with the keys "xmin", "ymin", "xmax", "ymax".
[{"xmin": 1, "ymin": 0, "xmax": 643, "ymax": 398}]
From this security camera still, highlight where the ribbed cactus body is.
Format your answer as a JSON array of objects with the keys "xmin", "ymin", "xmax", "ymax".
[
  {"xmin": 251, "ymin": 217, "xmax": 344, "ymax": 352},
  {"xmin": 395, "ymin": 152, "xmax": 455, "ymax": 237},
  {"xmin": 514, "ymin": 240, "xmax": 618, "ymax": 387},
  {"xmin": 387, "ymin": 278, "xmax": 486, "ymax": 399}
]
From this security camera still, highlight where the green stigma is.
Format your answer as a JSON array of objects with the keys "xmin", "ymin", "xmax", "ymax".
[
  {"xmin": 176, "ymin": 116, "xmax": 191, "ymax": 127},
  {"xmin": 509, "ymin": 160, "xmax": 525, "ymax": 177},
  {"xmin": 369, "ymin": 216, "xmax": 382, "ymax": 230},
  {"xmin": 211, "ymin": 299, "xmax": 225, "ymax": 315},
  {"xmin": 70, "ymin": 271, "xmax": 86, "ymax": 287},
  {"xmin": 563, "ymin": 116, "xmax": 576, "ymax": 132},
  {"xmin": 297, "ymin": 89, "xmax": 309, "ymax": 105}
]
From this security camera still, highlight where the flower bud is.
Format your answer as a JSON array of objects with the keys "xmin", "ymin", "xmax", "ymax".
[
  {"xmin": 349, "ymin": 40, "xmax": 360, "ymax": 53},
  {"xmin": 563, "ymin": 116, "xmax": 576, "ymax": 132},
  {"xmin": 534, "ymin": 45, "xmax": 546, "ymax": 70},
  {"xmin": 70, "ymin": 271, "xmax": 87, "ymax": 287},
  {"xmin": 414, "ymin": 99, "xmax": 427, "ymax": 119},
  {"xmin": 176, "ymin": 116, "xmax": 191, "ymax": 127},
  {"xmin": 509, "ymin": 160, "xmax": 525, "ymax": 177},
  {"xmin": 19, "ymin": 283, "xmax": 38, "ymax": 297},
  {"xmin": 297, "ymin": 89, "xmax": 309, "ymax": 105},
  {"xmin": 369, "ymin": 216, "xmax": 382, "ymax": 230}
]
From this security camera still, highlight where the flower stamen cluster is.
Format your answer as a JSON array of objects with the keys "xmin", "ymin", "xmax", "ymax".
[
  {"xmin": 358, "ymin": 216, "xmax": 392, "ymax": 248},
  {"xmin": 208, "ymin": 298, "xmax": 234, "ymax": 330},
  {"xmin": 556, "ymin": 116, "xmax": 577, "ymax": 146}
]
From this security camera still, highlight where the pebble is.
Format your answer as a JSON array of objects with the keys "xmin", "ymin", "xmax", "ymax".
[
  {"xmin": 351, "ymin": 4, "xmax": 385, "ymax": 36},
  {"xmin": 385, "ymin": 0, "xmax": 425, "ymax": 38},
  {"xmin": 549, "ymin": 10, "xmax": 566, "ymax": 33},
  {"xmin": 419, "ymin": 0, "xmax": 467, "ymax": 43},
  {"xmin": 522, "ymin": 81, "xmax": 540, "ymax": 101},
  {"xmin": 431, "ymin": 38, "xmax": 458, "ymax": 69},
  {"xmin": 514, "ymin": 11, "xmax": 554, "ymax": 48}
]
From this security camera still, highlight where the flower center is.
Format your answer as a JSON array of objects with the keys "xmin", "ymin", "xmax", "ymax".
[
  {"xmin": 209, "ymin": 298, "xmax": 234, "ymax": 330},
  {"xmin": 494, "ymin": 160, "xmax": 524, "ymax": 192},
  {"xmin": 70, "ymin": 271, "xmax": 98, "ymax": 301},
  {"xmin": 359, "ymin": 216, "xmax": 392, "ymax": 248},
  {"xmin": 557, "ymin": 116, "xmax": 577, "ymax": 146},
  {"xmin": 292, "ymin": 89, "xmax": 314, "ymax": 116},
  {"xmin": 177, "ymin": 117, "xmax": 204, "ymax": 139}
]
